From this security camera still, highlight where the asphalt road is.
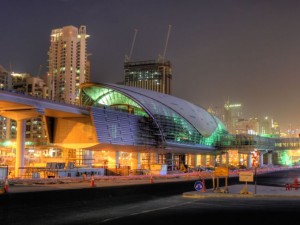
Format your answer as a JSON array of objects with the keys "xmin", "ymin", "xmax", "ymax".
[{"xmin": 1, "ymin": 169, "xmax": 300, "ymax": 225}]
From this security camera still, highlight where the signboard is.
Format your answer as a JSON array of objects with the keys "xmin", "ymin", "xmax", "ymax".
[
  {"xmin": 214, "ymin": 167, "xmax": 229, "ymax": 177},
  {"xmin": 239, "ymin": 171, "xmax": 254, "ymax": 182},
  {"xmin": 194, "ymin": 181, "xmax": 203, "ymax": 191}
]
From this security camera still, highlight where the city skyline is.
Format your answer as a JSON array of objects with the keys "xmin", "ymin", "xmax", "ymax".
[{"xmin": 1, "ymin": 0, "xmax": 300, "ymax": 130}]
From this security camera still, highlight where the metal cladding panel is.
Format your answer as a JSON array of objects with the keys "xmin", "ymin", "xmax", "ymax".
[
  {"xmin": 103, "ymin": 83, "xmax": 217, "ymax": 137},
  {"xmin": 91, "ymin": 107, "xmax": 158, "ymax": 146}
]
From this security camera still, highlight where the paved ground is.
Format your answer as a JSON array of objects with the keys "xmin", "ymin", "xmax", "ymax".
[
  {"xmin": 2, "ymin": 171, "xmax": 300, "ymax": 225},
  {"xmin": 1, "ymin": 175, "xmax": 200, "ymax": 193},
  {"xmin": 183, "ymin": 184, "xmax": 300, "ymax": 198}
]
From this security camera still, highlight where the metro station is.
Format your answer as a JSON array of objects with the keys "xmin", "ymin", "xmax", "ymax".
[{"xmin": 1, "ymin": 82, "xmax": 300, "ymax": 179}]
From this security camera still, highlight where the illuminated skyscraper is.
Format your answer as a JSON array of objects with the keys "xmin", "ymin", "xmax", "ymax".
[
  {"xmin": 223, "ymin": 101, "xmax": 242, "ymax": 134},
  {"xmin": 48, "ymin": 25, "xmax": 90, "ymax": 104},
  {"xmin": 124, "ymin": 60, "xmax": 172, "ymax": 94}
]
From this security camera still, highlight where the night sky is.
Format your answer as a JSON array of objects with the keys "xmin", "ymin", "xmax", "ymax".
[{"xmin": 1, "ymin": 0, "xmax": 300, "ymax": 131}]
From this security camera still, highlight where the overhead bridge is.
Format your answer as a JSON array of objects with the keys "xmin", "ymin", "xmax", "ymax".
[{"xmin": 0, "ymin": 89, "xmax": 93, "ymax": 177}]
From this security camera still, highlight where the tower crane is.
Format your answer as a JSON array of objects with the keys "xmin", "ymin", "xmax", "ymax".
[
  {"xmin": 125, "ymin": 28, "xmax": 138, "ymax": 62},
  {"xmin": 158, "ymin": 24, "xmax": 172, "ymax": 63}
]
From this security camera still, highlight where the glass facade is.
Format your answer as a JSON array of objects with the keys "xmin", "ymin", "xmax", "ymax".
[{"xmin": 80, "ymin": 83, "xmax": 226, "ymax": 149}]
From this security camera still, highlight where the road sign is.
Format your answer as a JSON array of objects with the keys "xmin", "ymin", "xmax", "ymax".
[
  {"xmin": 239, "ymin": 171, "xmax": 254, "ymax": 182},
  {"xmin": 214, "ymin": 167, "xmax": 229, "ymax": 177},
  {"xmin": 194, "ymin": 181, "xmax": 203, "ymax": 191}
]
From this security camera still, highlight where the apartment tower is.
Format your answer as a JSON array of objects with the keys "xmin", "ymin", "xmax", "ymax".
[
  {"xmin": 48, "ymin": 25, "xmax": 90, "ymax": 104},
  {"xmin": 124, "ymin": 60, "xmax": 172, "ymax": 94}
]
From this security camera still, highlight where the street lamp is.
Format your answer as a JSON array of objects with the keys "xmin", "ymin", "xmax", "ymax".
[{"xmin": 251, "ymin": 149, "xmax": 259, "ymax": 194}]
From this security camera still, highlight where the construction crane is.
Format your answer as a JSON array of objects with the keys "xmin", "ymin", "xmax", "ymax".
[
  {"xmin": 125, "ymin": 28, "xmax": 138, "ymax": 63},
  {"xmin": 37, "ymin": 65, "xmax": 42, "ymax": 77},
  {"xmin": 158, "ymin": 24, "xmax": 172, "ymax": 63}
]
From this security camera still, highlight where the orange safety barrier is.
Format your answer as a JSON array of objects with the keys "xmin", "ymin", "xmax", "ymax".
[
  {"xmin": 90, "ymin": 177, "xmax": 95, "ymax": 187},
  {"xmin": 150, "ymin": 174, "xmax": 154, "ymax": 184}
]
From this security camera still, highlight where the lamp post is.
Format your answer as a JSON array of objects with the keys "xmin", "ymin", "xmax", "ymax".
[{"xmin": 252, "ymin": 149, "xmax": 259, "ymax": 194}]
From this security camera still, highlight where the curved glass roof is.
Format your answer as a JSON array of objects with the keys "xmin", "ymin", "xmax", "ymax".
[
  {"xmin": 99, "ymin": 83, "xmax": 218, "ymax": 137},
  {"xmin": 80, "ymin": 83, "xmax": 219, "ymax": 147}
]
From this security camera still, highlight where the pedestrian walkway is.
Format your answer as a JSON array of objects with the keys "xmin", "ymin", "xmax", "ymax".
[{"xmin": 183, "ymin": 184, "xmax": 300, "ymax": 198}]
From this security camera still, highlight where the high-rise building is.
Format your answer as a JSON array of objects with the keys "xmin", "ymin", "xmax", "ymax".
[
  {"xmin": 26, "ymin": 76, "xmax": 49, "ymax": 98},
  {"xmin": 0, "ymin": 65, "xmax": 12, "ymax": 140},
  {"xmin": 48, "ymin": 25, "xmax": 90, "ymax": 104},
  {"xmin": 11, "ymin": 72, "xmax": 30, "ymax": 93},
  {"xmin": 12, "ymin": 73, "xmax": 48, "ymax": 142},
  {"xmin": 124, "ymin": 60, "xmax": 172, "ymax": 94},
  {"xmin": 0, "ymin": 65, "xmax": 12, "ymax": 89},
  {"xmin": 223, "ymin": 101, "xmax": 243, "ymax": 134}
]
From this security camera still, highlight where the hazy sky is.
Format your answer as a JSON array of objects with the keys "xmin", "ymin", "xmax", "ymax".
[{"xmin": 1, "ymin": 0, "xmax": 300, "ymax": 130}]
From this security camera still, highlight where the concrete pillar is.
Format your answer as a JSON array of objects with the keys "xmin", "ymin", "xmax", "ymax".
[
  {"xmin": 260, "ymin": 152, "xmax": 264, "ymax": 167},
  {"xmin": 15, "ymin": 119, "xmax": 26, "ymax": 178},
  {"xmin": 268, "ymin": 152, "xmax": 273, "ymax": 165},
  {"xmin": 195, "ymin": 155, "xmax": 200, "ymax": 166},
  {"xmin": 194, "ymin": 155, "xmax": 199, "ymax": 167},
  {"xmin": 116, "ymin": 151, "xmax": 120, "ymax": 167},
  {"xmin": 6, "ymin": 118, "xmax": 11, "ymax": 139},
  {"xmin": 137, "ymin": 152, "xmax": 141, "ymax": 169},
  {"xmin": 247, "ymin": 153, "xmax": 252, "ymax": 168}
]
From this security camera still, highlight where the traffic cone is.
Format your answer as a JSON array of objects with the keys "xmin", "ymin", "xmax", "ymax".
[
  {"xmin": 4, "ymin": 178, "xmax": 9, "ymax": 193},
  {"xmin": 201, "ymin": 178, "xmax": 206, "ymax": 192},
  {"xmin": 90, "ymin": 177, "xmax": 95, "ymax": 187},
  {"xmin": 150, "ymin": 174, "xmax": 153, "ymax": 184}
]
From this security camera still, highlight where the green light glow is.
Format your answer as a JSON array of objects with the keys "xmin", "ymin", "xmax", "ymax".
[
  {"xmin": 278, "ymin": 150, "xmax": 293, "ymax": 166},
  {"xmin": 81, "ymin": 86, "xmax": 148, "ymax": 117}
]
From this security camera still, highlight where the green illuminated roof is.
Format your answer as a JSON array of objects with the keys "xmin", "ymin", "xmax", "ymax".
[{"xmin": 80, "ymin": 82, "xmax": 222, "ymax": 147}]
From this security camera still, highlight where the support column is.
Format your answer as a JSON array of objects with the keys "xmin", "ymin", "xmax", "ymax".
[
  {"xmin": 268, "ymin": 152, "xmax": 273, "ymax": 165},
  {"xmin": 137, "ymin": 152, "xmax": 141, "ymax": 169},
  {"xmin": 15, "ymin": 119, "xmax": 26, "ymax": 178},
  {"xmin": 260, "ymin": 152, "xmax": 264, "ymax": 167},
  {"xmin": 116, "ymin": 151, "xmax": 120, "ymax": 168},
  {"xmin": 194, "ymin": 154, "xmax": 199, "ymax": 167},
  {"xmin": 247, "ymin": 153, "xmax": 252, "ymax": 168}
]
